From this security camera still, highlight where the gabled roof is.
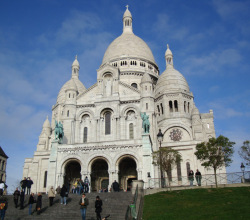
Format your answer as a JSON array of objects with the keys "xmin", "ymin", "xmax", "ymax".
[{"xmin": 0, "ymin": 147, "xmax": 8, "ymax": 159}]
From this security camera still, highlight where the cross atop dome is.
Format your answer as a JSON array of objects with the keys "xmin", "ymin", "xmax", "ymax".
[
  {"xmin": 126, "ymin": 5, "xmax": 129, "ymax": 10},
  {"xmin": 165, "ymin": 44, "xmax": 173, "ymax": 67}
]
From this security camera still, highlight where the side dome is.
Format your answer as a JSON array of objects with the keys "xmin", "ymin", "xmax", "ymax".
[
  {"xmin": 156, "ymin": 67, "xmax": 190, "ymax": 95},
  {"xmin": 56, "ymin": 78, "xmax": 86, "ymax": 104},
  {"xmin": 155, "ymin": 45, "xmax": 190, "ymax": 96}
]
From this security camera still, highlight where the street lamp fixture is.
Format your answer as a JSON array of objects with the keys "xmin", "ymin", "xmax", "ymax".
[
  {"xmin": 241, "ymin": 163, "xmax": 245, "ymax": 183},
  {"xmin": 157, "ymin": 129, "xmax": 164, "ymax": 188}
]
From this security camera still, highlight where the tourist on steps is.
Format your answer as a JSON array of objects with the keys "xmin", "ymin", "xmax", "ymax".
[
  {"xmin": 60, "ymin": 184, "xmax": 68, "ymax": 205},
  {"xmin": 20, "ymin": 177, "xmax": 27, "ymax": 195},
  {"xmin": 28, "ymin": 193, "xmax": 35, "ymax": 215},
  {"xmin": 36, "ymin": 192, "xmax": 42, "ymax": 215},
  {"xmin": 26, "ymin": 177, "xmax": 33, "ymax": 195},
  {"xmin": 195, "ymin": 169, "xmax": 202, "ymax": 186},
  {"xmin": 79, "ymin": 193, "xmax": 89, "ymax": 220},
  {"xmin": 188, "ymin": 170, "xmax": 194, "ymax": 186},
  {"xmin": 13, "ymin": 187, "xmax": 20, "ymax": 208},
  {"xmin": 48, "ymin": 186, "xmax": 56, "ymax": 206},
  {"xmin": 95, "ymin": 196, "xmax": 103, "ymax": 220},
  {"xmin": 112, "ymin": 180, "xmax": 119, "ymax": 192},
  {"xmin": 0, "ymin": 194, "xmax": 8, "ymax": 220},
  {"xmin": 20, "ymin": 189, "xmax": 25, "ymax": 209}
]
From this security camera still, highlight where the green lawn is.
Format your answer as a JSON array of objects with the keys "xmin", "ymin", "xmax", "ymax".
[{"xmin": 143, "ymin": 187, "xmax": 250, "ymax": 220}]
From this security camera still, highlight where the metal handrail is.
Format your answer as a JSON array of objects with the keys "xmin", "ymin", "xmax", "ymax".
[{"xmin": 148, "ymin": 171, "xmax": 250, "ymax": 188}]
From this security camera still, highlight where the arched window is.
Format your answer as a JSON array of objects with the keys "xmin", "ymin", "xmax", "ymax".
[
  {"xmin": 184, "ymin": 101, "xmax": 186, "ymax": 112},
  {"xmin": 186, "ymin": 162, "xmax": 190, "ymax": 176},
  {"xmin": 169, "ymin": 101, "xmax": 173, "ymax": 112},
  {"xmin": 177, "ymin": 161, "xmax": 182, "ymax": 181},
  {"xmin": 44, "ymin": 171, "xmax": 47, "ymax": 188},
  {"xmin": 188, "ymin": 102, "xmax": 190, "ymax": 113},
  {"xmin": 83, "ymin": 127, "xmax": 88, "ymax": 143},
  {"xmin": 69, "ymin": 93, "xmax": 70, "ymax": 98},
  {"xmin": 157, "ymin": 105, "xmax": 160, "ymax": 114},
  {"xmin": 1, "ymin": 161, "xmax": 4, "ymax": 170},
  {"xmin": 174, "ymin": 100, "xmax": 178, "ymax": 112},
  {"xmin": 0, "ymin": 174, "xmax": 3, "ymax": 181},
  {"xmin": 131, "ymin": 83, "xmax": 137, "ymax": 88},
  {"xmin": 105, "ymin": 112, "xmax": 111, "ymax": 135},
  {"xmin": 129, "ymin": 123, "xmax": 134, "ymax": 139},
  {"xmin": 67, "ymin": 110, "xmax": 69, "ymax": 117},
  {"xmin": 146, "ymin": 103, "xmax": 148, "ymax": 110}
]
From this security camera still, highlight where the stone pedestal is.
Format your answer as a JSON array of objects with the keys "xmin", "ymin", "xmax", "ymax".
[
  {"xmin": 132, "ymin": 180, "xmax": 144, "ymax": 195},
  {"xmin": 142, "ymin": 134, "xmax": 154, "ymax": 185},
  {"xmin": 46, "ymin": 140, "xmax": 59, "ymax": 192}
]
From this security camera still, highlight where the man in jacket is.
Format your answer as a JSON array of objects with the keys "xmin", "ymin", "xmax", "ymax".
[
  {"xmin": 48, "ymin": 186, "xmax": 56, "ymax": 206},
  {"xmin": 26, "ymin": 177, "xmax": 33, "ymax": 195},
  {"xmin": 60, "ymin": 184, "xmax": 68, "ymax": 205},
  {"xmin": 79, "ymin": 193, "xmax": 89, "ymax": 220},
  {"xmin": 28, "ymin": 193, "xmax": 35, "ymax": 215},
  {"xmin": 13, "ymin": 188, "xmax": 20, "ymax": 208},
  {"xmin": 20, "ymin": 189, "xmax": 25, "ymax": 210},
  {"xmin": 20, "ymin": 177, "xmax": 27, "ymax": 195},
  {"xmin": 0, "ymin": 195, "xmax": 8, "ymax": 220}
]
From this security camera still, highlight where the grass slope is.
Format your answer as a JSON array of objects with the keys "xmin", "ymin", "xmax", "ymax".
[{"xmin": 143, "ymin": 187, "xmax": 250, "ymax": 220}]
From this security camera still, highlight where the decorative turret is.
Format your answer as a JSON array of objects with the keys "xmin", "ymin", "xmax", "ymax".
[
  {"xmin": 123, "ymin": 5, "xmax": 133, "ymax": 33},
  {"xmin": 72, "ymin": 55, "xmax": 80, "ymax": 79},
  {"xmin": 140, "ymin": 72, "xmax": 154, "ymax": 112},
  {"xmin": 42, "ymin": 116, "xmax": 51, "ymax": 136},
  {"xmin": 37, "ymin": 116, "xmax": 51, "ymax": 151},
  {"xmin": 165, "ymin": 44, "xmax": 173, "ymax": 67}
]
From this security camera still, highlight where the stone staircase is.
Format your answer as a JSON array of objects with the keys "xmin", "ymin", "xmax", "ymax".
[{"xmin": 4, "ymin": 191, "xmax": 133, "ymax": 220}]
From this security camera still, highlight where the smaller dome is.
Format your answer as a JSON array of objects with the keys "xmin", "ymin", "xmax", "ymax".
[
  {"xmin": 43, "ymin": 116, "xmax": 51, "ymax": 128},
  {"xmin": 56, "ymin": 78, "xmax": 86, "ymax": 104},
  {"xmin": 155, "ymin": 66, "xmax": 190, "ymax": 95},
  {"xmin": 141, "ymin": 72, "xmax": 152, "ymax": 84},
  {"xmin": 72, "ymin": 55, "xmax": 80, "ymax": 67}
]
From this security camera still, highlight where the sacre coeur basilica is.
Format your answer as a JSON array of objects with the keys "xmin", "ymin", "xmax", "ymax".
[{"xmin": 23, "ymin": 6, "xmax": 224, "ymax": 193}]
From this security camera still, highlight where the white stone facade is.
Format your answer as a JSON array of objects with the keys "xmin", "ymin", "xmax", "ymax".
[{"xmin": 23, "ymin": 7, "xmax": 224, "ymax": 193}]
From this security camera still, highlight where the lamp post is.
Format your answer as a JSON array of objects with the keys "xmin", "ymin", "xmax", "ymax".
[
  {"xmin": 157, "ymin": 129, "xmax": 164, "ymax": 188},
  {"xmin": 240, "ymin": 163, "xmax": 245, "ymax": 183}
]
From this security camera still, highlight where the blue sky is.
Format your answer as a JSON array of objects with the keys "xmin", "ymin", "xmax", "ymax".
[{"xmin": 0, "ymin": 0, "xmax": 249, "ymax": 191}]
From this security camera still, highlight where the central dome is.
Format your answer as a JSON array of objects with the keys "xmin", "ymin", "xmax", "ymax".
[
  {"xmin": 101, "ymin": 7, "xmax": 156, "ymax": 66},
  {"xmin": 102, "ymin": 32, "xmax": 156, "ymax": 65}
]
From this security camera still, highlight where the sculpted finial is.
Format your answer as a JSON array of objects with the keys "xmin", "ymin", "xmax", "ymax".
[
  {"xmin": 75, "ymin": 55, "xmax": 78, "ymax": 60},
  {"xmin": 167, "ymin": 44, "xmax": 169, "ymax": 49},
  {"xmin": 126, "ymin": 5, "xmax": 129, "ymax": 10}
]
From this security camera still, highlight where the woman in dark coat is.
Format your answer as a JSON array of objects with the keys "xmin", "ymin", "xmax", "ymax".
[
  {"xmin": 36, "ymin": 193, "xmax": 42, "ymax": 215},
  {"xmin": 20, "ymin": 189, "xmax": 25, "ymax": 210},
  {"xmin": 95, "ymin": 196, "xmax": 103, "ymax": 220},
  {"xmin": 60, "ymin": 184, "xmax": 67, "ymax": 205}
]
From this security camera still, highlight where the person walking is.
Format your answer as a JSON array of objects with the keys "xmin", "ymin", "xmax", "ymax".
[
  {"xmin": 79, "ymin": 193, "xmax": 89, "ymax": 220},
  {"xmin": 84, "ymin": 176, "xmax": 90, "ymax": 193},
  {"xmin": 36, "ymin": 192, "xmax": 42, "ymax": 215},
  {"xmin": 20, "ymin": 177, "xmax": 27, "ymax": 195},
  {"xmin": 48, "ymin": 186, "xmax": 56, "ymax": 206},
  {"xmin": 195, "ymin": 169, "xmax": 202, "ymax": 186},
  {"xmin": 56, "ymin": 186, "xmax": 61, "ymax": 195},
  {"xmin": 26, "ymin": 177, "xmax": 33, "ymax": 195},
  {"xmin": 20, "ymin": 189, "xmax": 25, "ymax": 210},
  {"xmin": 188, "ymin": 170, "xmax": 194, "ymax": 186},
  {"xmin": 0, "ymin": 195, "xmax": 8, "ymax": 220},
  {"xmin": 60, "ymin": 184, "xmax": 67, "ymax": 205},
  {"xmin": 13, "ymin": 188, "xmax": 20, "ymax": 208},
  {"xmin": 28, "ymin": 193, "xmax": 35, "ymax": 215},
  {"xmin": 0, "ymin": 181, "xmax": 5, "ymax": 196},
  {"xmin": 95, "ymin": 196, "xmax": 103, "ymax": 220},
  {"xmin": 112, "ymin": 180, "xmax": 119, "ymax": 192}
]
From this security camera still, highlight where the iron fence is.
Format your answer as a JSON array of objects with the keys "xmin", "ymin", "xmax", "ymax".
[{"xmin": 148, "ymin": 171, "xmax": 250, "ymax": 188}]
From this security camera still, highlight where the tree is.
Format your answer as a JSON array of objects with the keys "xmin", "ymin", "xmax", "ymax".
[
  {"xmin": 152, "ymin": 148, "xmax": 182, "ymax": 188},
  {"xmin": 195, "ymin": 135, "xmax": 235, "ymax": 187},
  {"xmin": 238, "ymin": 140, "xmax": 250, "ymax": 166}
]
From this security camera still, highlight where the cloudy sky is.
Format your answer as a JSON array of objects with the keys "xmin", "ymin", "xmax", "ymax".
[{"xmin": 0, "ymin": 0, "xmax": 249, "ymax": 191}]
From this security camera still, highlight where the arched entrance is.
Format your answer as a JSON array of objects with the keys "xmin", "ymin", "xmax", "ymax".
[
  {"xmin": 118, "ymin": 157, "xmax": 137, "ymax": 191},
  {"xmin": 64, "ymin": 160, "xmax": 81, "ymax": 190},
  {"xmin": 91, "ymin": 158, "xmax": 109, "ymax": 192}
]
